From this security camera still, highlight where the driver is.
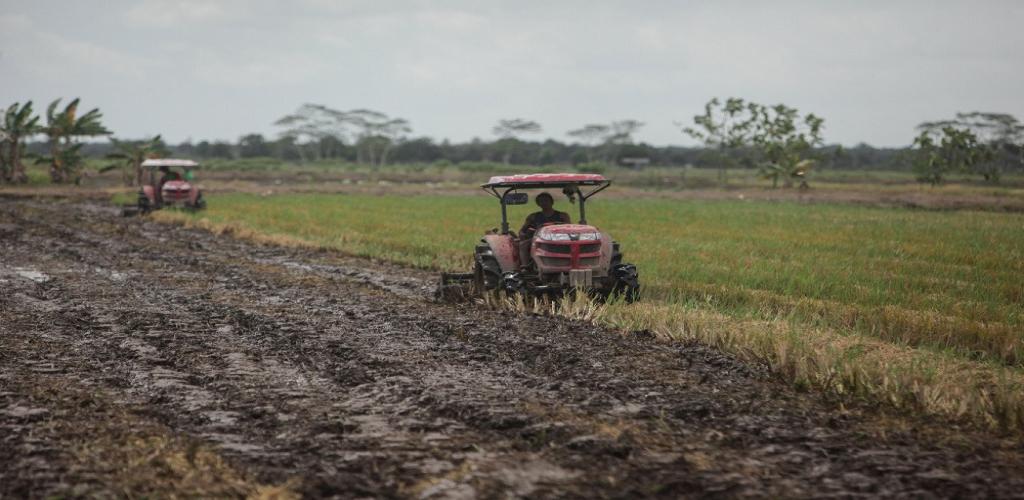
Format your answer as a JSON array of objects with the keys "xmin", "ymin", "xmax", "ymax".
[
  {"xmin": 156, "ymin": 166, "xmax": 181, "ymax": 204},
  {"xmin": 518, "ymin": 192, "xmax": 570, "ymax": 268}
]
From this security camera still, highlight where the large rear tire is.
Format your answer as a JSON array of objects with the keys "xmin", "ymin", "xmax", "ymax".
[{"xmin": 473, "ymin": 257, "xmax": 501, "ymax": 294}]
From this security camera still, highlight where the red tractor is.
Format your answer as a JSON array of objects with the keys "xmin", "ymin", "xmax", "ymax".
[
  {"xmin": 442, "ymin": 173, "xmax": 639, "ymax": 301},
  {"xmin": 125, "ymin": 159, "xmax": 206, "ymax": 215}
]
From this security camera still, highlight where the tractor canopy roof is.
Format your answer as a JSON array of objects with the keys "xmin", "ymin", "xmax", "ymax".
[
  {"xmin": 482, "ymin": 173, "xmax": 608, "ymax": 189},
  {"xmin": 141, "ymin": 158, "xmax": 200, "ymax": 170}
]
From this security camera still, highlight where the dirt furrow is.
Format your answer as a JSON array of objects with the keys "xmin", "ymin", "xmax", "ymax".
[{"xmin": 2, "ymin": 196, "xmax": 1024, "ymax": 498}]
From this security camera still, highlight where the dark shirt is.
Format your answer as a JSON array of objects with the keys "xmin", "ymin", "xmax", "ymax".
[
  {"xmin": 520, "ymin": 210, "xmax": 570, "ymax": 237},
  {"xmin": 159, "ymin": 172, "xmax": 181, "ymax": 186}
]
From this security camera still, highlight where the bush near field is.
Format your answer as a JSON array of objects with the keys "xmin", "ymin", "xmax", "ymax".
[{"xmin": 157, "ymin": 192, "xmax": 1024, "ymax": 431}]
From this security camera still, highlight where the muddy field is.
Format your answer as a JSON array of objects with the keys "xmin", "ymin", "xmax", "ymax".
[{"xmin": 2, "ymin": 196, "xmax": 1024, "ymax": 498}]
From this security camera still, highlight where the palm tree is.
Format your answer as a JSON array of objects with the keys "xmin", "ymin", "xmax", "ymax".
[
  {"xmin": 104, "ymin": 135, "xmax": 168, "ymax": 186},
  {"xmin": 39, "ymin": 98, "xmax": 110, "ymax": 183},
  {"xmin": 0, "ymin": 101, "xmax": 41, "ymax": 183}
]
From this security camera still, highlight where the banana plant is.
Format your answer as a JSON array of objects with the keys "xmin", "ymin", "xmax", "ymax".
[
  {"xmin": 759, "ymin": 159, "xmax": 816, "ymax": 189},
  {"xmin": 103, "ymin": 135, "xmax": 168, "ymax": 186},
  {"xmin": 0, "ymin": 101, "xmax": 41, "ymax": 183},
  {"xmin": 37, "ymin": 98, "xmax": 110, "ymax": 183}
]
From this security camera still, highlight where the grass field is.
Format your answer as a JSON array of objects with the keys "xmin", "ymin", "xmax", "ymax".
[{"xmin": 158, "ymin": 191, "xmax": 1024, "ymax": 430}]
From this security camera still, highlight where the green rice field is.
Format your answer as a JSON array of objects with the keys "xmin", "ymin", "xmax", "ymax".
[{"xmin": 158, "ymin": 192, "xmax": 1024, "ymax": 429}]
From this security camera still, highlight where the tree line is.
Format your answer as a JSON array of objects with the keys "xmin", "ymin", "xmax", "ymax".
[{"xmin": 3, "ymin": 98, "xmax": 1022, "ymax": 187}]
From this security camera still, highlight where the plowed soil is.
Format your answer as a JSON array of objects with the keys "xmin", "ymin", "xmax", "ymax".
[{"xmin": 2, "ymin": 196, "xmax": 1023, "ymax": 498}]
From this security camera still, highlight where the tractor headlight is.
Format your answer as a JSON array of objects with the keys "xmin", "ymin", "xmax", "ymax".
[
  {"xmin": 578, "ymin": 232, "xmax": 600, "ymax": 241},
  {"xmin": 539, "ymin": 232, "xmax": 571, "ymax": 241}
]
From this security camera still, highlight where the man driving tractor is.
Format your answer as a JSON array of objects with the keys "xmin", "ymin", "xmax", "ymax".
[
  {"xmin": 157, "ymin": 165, "xmax": 181, "ymax": 203},
  {"xmin": 518, "ymin": 192, "xmax": 571, "ymax": 269}
]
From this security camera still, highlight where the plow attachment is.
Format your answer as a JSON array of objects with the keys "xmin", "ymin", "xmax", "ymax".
[
  {"xmin": 436, "ymin": 272, "xmax": 475, "ymax": 301},
  {"xmin": 120, "ymin": 204, "xmax": 143, "ymax": 217}
]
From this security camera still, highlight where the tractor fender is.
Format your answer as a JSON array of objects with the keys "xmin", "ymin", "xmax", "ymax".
[
  {"xmin": 482, "ymin": 234, "xmax": 517, "ymax": 273},
  {"xmin": 597, "ymin": 231, "xmax": 614, "ymax": 276}
]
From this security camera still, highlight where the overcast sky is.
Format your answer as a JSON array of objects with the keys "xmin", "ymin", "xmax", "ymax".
[{"xmin": 2, "ymin": 0, "xmax": 1022, "ymax": 147}]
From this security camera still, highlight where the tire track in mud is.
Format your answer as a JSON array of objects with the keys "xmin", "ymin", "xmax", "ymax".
[{"xmin": 2, "ymin": 196, "xmax": 1024, "ymax": 498}]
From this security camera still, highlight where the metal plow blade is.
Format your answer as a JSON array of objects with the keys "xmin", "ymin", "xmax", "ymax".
[{"xmin": 436, "ymin": 272, "xmax": 475, "ymax": 302}]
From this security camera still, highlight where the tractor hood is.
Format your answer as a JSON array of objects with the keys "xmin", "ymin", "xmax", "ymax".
[
  {"xmin": 535, "ymin": 224, "xmax": 601, "ymax": 241},
  {"xmin": 162, "ymin": 180, "xmax": 193, "ymax": 191}
]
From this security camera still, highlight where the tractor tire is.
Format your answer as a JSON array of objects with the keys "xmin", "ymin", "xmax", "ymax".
[
  {"xmin": 609, "ymin": 263, "xmax": 640, "ymax": 303},
  {"xmin": 473, "ymin": 257, "xmax": 501, "ymax": 294}
]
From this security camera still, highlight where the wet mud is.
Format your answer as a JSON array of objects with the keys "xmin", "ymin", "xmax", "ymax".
[{"xmin": 2, "ymin": 196, "xmax": 1023, "ymax": 498}]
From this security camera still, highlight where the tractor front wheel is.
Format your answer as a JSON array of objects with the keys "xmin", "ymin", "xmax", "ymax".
[{"xmin": 609, "ymin": 263, "xmax": 640, "ymax": 303}]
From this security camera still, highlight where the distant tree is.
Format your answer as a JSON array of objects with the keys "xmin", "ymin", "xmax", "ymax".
[
  {"xmin": 912, "ymin": 126, "xmax": 992, "ymax": 186},
  {"xmin": 567, "ymin": 124, "xmax": 610, "ymax": 162},
  {"xmin": 348, "ymin": 109, "xmax": 411, "ymax": 168},
  {"xmin": 493, "ymin": 118, "xmax": 542, "ymax": 164},
  {"xmin": 750, "ymin": 103, "xmax": 824, "ymax": 188},
  {"xmin": 607, "ymin": 120, "xmax": 644, "ymax": 144},
  {"xmin": 0, "ymin": 101, "xmax": 42, "ymax": 183},
  {"xmin": 269, "ymin": 136, "xmax": 300, "ymax": 161},
  {"xmin": 566, "ymin": 120, "xmax": 644, "ymax": 164},
  {"xmin": 918, "ymin": 112, "xmax": 1024, "ymax": 182},
  {"xmin": 602, "ymin": 120, "xmax": 644, "ymax": 163},
  {"xmin": 273, "ymin": 103, "xmax": 348, "ymax": 162},
  {"xmin": 238, "ymin": 133, "xmax": 272, "ymax": 158},
  {"xmin": 195, "ymin": 140, "xmax": 212, "ymax": 158},
  {"xmin": 537, "ymin": 147, "xmax": 555, "ymax": 165},
  {"xmin": 681, "ymin": 97, "xmax": 759, "ymax": 185},
  {"xmin": 104, "ymin": 135, "xmax": 169, "ymax": 186},
  {"xmin": 37, "ymin": 98, "xmax": 111, "ymax": 183},
  {"xmin": 209, "ymin": 141, "xmax": 234, "ymax": 159},
  {"xmin": 392, "ymin": 137, "xmax": 443, "ymax": 163}
]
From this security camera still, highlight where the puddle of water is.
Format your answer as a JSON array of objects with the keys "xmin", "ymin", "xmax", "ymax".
[
  {"xmin": 203, "ymin": 410, "xmax": 241, "ymax": 426},
  {"xmin": 13, "ymin": 267, "xmax": 50, "ymax": 283},
  {"xmin": 95, "ymin": 267, "xmax": 128, "ymax": 281}
]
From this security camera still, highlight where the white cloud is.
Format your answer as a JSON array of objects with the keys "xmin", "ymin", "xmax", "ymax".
[
  {"xmin": 190, "ymin": 50, "xmax": 326, "ymax": 87},
  {"xmin": 0, "ymin": 14, "xmax": 152, "ymax": 82}
]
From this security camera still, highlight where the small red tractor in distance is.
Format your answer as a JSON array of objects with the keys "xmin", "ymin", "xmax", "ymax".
[
  {"xmin": 441, "ymin": 173, "xmax": 639, "ymax": 301},
  {"xmin": 123, "ymin": 159, "xmax": 206, "ymax": 215}
]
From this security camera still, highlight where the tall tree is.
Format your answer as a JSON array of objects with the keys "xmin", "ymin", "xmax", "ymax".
[
  {"xmin": 566, "ymin": 120, "xmax": 644, "ymax": 164},
  {"xmin": 238, "ymin": 133, "xmax": 272, "ymax": 158},
  {"xmin": 567, "ymin": 124, "xmax": 610, "ymax": 162},
  {"xmin": 602, "ymin": 120, "xmax": 644, "ymax": 163},
  {"xmin": 273, "ymin": 103, "xmax": 348, "ymax": 162},
  {"xmin": 917, "ymin": 112, "xmax": 1023, "ymax": 182},
  {"xmin": 347, "ymin": 109, "xmax": 411, "ymax": 168},
  {"xmin": 750, "ymin": 103, "xmax": 824, "ymax": 188},
  {"xmin": 607, "ymin": 120, "xmax": 644, "ymax": 144},
  {"xmin": 493, "ymin": 118, "xmax": 542, "ymax": 164},
  {"xmin": 0, "ymin": 101, "xmax": 41, "ymax": 184},
  {"xmin": 38, "ymin": 98, "xmax": 110, "ymax": 183},
  {"xmin": 105, "ymin": 135, "xmax": 169, "ymax": 186},
  {"xmin": 681, "ymin": 97, "xmax": 759, "ymax": 185},
  {"xmin": 912, "ymin": 126, "xmax": 992, "ymax": 186}
]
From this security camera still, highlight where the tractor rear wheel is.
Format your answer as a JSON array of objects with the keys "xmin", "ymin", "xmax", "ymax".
[{"xmin": 473, "ymin": 257, "xmax": 501, "ymax": 294}]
